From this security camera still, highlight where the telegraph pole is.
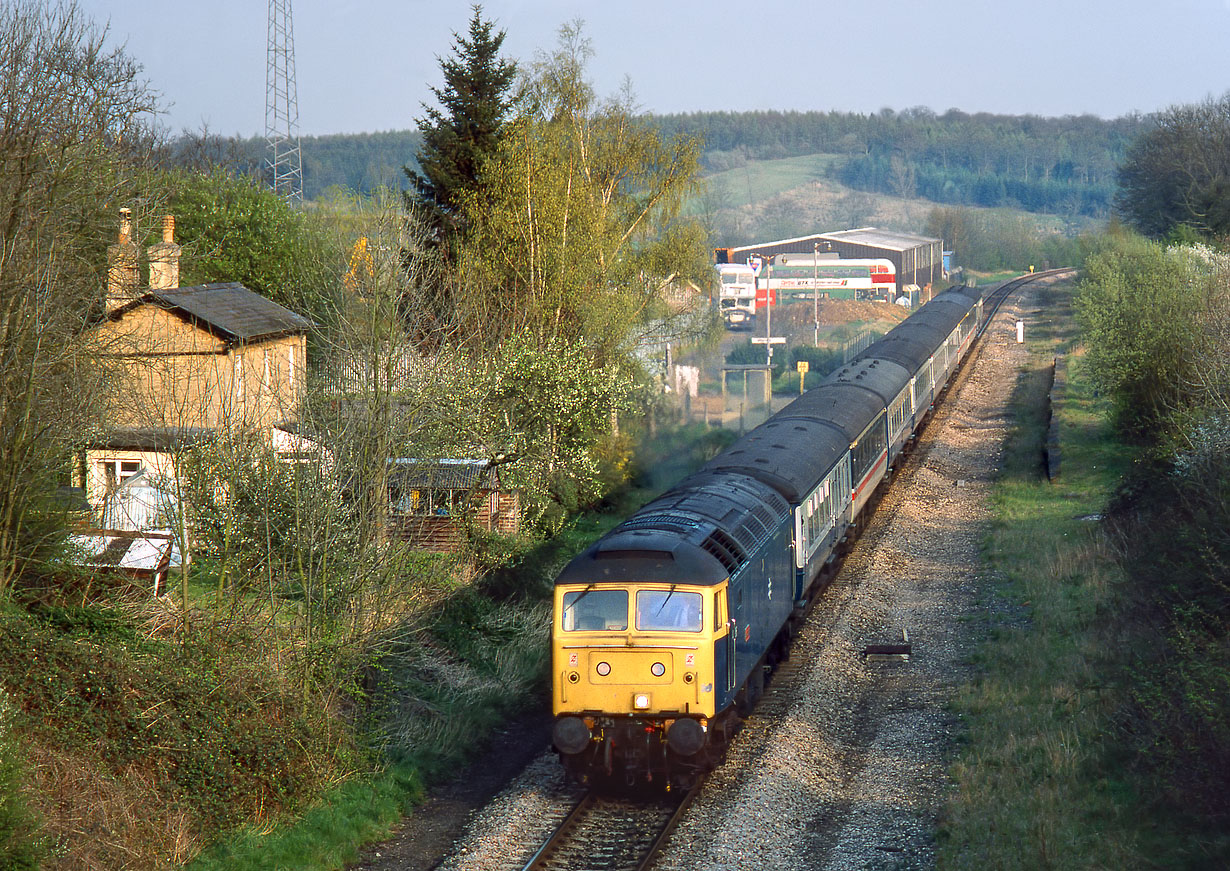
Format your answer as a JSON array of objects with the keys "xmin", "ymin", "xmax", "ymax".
[
  {"xmin": 265, "ymin": 0, "xmax": 303, "ymax": 202},
  {"xmin": 813, "ymin": 242, "xmax": 820, "ymax": 346}
]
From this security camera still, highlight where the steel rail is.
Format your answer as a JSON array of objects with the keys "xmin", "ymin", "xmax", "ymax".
[
  {"xmin": 520, "ymin": 780, "xmax": 703, "ymax": 871},
  {"xmin": 975, "ymin": 268, "xmax": 1076, "ymax": 338},
  {"xmin": 518, "ymin": 791, "xmax": 596, "ymax": 871}
]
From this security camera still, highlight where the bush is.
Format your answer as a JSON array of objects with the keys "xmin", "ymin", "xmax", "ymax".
[
  {"xmin": 1076, "ymin": 234, "xmax": 1224, "ymax": 439},
  {"xmin": 1107, "ymin": 452, "xmax": 1230, "ymax": 829},
  {"xmin": 1080, "ymin": 229, "xmax": 1230, "ymax": 840},
  {"xmin": 0, "ymin": 688, "xmax": 42, "ymax": 870},
  {"xmin": 0, "ymin": 606, "xmax": 359, "ymax": 866}
]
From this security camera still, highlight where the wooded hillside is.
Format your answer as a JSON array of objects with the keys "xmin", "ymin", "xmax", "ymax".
[{"xmin": 197, "ymin": 108, "xmax": 1142, "ymax": 214}]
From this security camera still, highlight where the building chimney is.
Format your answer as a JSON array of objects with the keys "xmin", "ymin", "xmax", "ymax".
[
  {"xmin": 147, "ymin": 215, "xmax": 181, "ymax": 291},
  {"xmin": 106, "ymin": 208, "xmax": 140, "ymax": 315}
]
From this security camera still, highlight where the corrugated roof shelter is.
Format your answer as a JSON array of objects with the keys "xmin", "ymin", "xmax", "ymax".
[
  {"xmin": 388, "ymin": 458, "xmax": 503, "ymax": 491},
  {"xmin": 387, "ymin": 459, "xmax": 520, "ymax": 551},
  {"xmin": 817, "ymin": 227, "xmax": 936, "ymax": 252}
]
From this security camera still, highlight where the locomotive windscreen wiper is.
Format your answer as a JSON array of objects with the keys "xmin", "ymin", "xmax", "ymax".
[
  {"xmin": 654, "ymin": 584, "xmax": 678, "ymax": 616},
  {"xmin": 566, "ymin": 583, "xmax": 598, "ymax": 609}
]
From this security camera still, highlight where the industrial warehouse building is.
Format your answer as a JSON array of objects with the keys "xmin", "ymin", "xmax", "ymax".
[{"xmin": 716, "ymin": 227, "xmax": 944, "ymax": 294}]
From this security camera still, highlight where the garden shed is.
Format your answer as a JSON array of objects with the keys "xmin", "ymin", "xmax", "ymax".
[{"xmin": 387, "ymin": 459, "xmax": 520, "ymax": 551}]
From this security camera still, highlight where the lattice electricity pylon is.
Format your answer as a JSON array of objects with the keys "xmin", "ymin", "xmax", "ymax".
[{"xmin": 265, "ymin": 0, "xmax": 303, "ymax": 202}]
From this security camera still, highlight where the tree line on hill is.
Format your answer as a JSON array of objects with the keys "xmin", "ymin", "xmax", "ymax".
[
  {"xmin": 188, "ymin": 106, "xmax": 1143, "ymax": 219},
  {"xmin": 658, "ymin": 108, "xmax": 1143, "ymax": 217}
]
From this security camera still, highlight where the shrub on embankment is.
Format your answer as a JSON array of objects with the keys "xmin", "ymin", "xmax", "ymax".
[
  {"xmin": 0, "ymin": 599, "xmax": 359, "ymax": 869},
  {"xmin": 1077, "ymin": 232, "xmax": 1230, "ymax": 838}
]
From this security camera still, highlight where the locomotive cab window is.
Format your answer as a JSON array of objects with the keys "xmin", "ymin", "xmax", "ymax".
[
  {"xmin": 636, "ymin": 590, "xmax": 703, "ymax": 632},
  {"xmin": 561, "ymin": 589, "xmax": 628, "ymax": 631}
]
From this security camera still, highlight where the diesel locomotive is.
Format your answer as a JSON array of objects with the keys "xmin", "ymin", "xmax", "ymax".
[{"xmin": 550, "ymin": 284, "xmax": 986, "ymax": 788}]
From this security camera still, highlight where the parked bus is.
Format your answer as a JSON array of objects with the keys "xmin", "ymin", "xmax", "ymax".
[
  {"xmin": 715, "ymin": 262, "xmax": 758, "ymax": 329},
  {"xmin": 762, "ymin": 254, "xmax": 897, "ymax": 302}
]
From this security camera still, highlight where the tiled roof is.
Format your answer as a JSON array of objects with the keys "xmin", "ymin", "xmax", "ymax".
[
  {"xmin": 141, "ymin": 282, "xmax": 311, "ymax": 342},
  {"xmin": 91, "ymin": 427, "xmax": 217, "ymax": 451}
]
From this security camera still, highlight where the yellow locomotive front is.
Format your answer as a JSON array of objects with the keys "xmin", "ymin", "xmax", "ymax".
[{"xmin": 551, "ymin": 582, "xmax": 732, "ymax": 787}]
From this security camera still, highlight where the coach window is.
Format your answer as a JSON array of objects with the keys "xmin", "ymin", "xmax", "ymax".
[{"xmin": 562, "ymin": 589, "xmax": 628, "ymax": 631}]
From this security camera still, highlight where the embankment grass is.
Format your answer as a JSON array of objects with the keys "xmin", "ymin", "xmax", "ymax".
[{"xmin": 938, "ymin": 281, "xmax": 1160, "ymax": 868}]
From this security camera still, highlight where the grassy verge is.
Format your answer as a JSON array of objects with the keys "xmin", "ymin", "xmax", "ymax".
[
  {"xmin": 938, "ymin": 280, "xmax": 1157, "ymax": 867},
  {"xmin": 968, "ymin": 269, "xmax": 1020, "ymax": 286}
]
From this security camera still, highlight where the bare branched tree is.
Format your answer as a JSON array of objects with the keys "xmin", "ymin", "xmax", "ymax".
[{"xmin": 0, "ymin": 0, "xmax": 158, "ymax": 595}]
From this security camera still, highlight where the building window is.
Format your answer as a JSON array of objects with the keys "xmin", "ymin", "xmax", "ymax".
[
  {"xmin": 100, "ymin": 459, "xmax": 141, "ymax": 491},
  {"xmin": 391, "ymin": 487, "xmax": 460, "ymax": 516}
]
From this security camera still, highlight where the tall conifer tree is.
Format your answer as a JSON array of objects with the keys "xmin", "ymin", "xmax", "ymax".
[{"xmin": 405, "ymin": 5, "xmax": 517, "ymax": 238}]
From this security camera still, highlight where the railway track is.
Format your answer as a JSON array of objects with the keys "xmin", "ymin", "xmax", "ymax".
[
  {"xmin": 520, "ymin": 783, "xmax": 703, "ymax": 871},
  {"xmin": 978, "ymin": 268, "xmax": 1075, "ymax": 335},
  {"xmin": 911, "ymin": 268, "xmax": 1073, "ymax": 460}
]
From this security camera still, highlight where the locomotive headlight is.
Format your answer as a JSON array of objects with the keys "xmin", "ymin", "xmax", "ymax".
[
  {"xmin": 596, "ymin": 661, "xmax": 611, "ymax": 676},
  {"xmin": 650, "ymin": 661, "xmax": 666, "ymax": 677},
  {"xmin": 633, "ymin": 692, "xmax": 652, "ymax": 710}
]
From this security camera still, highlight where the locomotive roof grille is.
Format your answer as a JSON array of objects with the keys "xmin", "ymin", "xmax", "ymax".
[
  {"xmin": 751, "ymin": 505, "xmax": 778, "ymax": 533},
  {"xmin": 620, "ymin": 514, "xmax": 699, "ymax": 534}
]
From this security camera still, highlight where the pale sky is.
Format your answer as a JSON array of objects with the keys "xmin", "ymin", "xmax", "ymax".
[{"xmin": 79, "ymin": 0, "xmax": 1230, "ymax": 138}]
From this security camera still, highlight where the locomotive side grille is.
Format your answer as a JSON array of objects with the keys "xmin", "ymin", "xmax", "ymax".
[{"xmin": 701, "ymin": 528, "xmax": 745, "ymax": 573}]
